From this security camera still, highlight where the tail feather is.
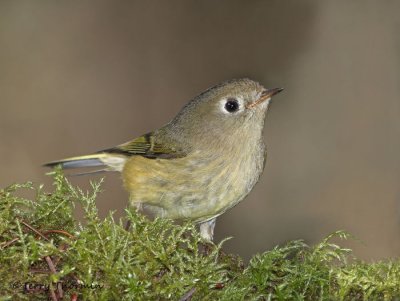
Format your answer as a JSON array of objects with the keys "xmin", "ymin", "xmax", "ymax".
[
  {"xmin": 44, "ymin": 153, "xmax": 127, "ymax": 172},
  {"xmin": 45, "ymin": 158, "xmax": 104, "ymax": 169},
  {"xmin": 69, "ymin": 168, "xmax": 110, "ymax": 177}
]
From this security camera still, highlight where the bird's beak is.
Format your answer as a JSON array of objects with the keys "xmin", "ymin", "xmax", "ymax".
[
  {"xmin": 246, "ymin": 87, "xmax": 284, "ymax": 109},
  {"xmin": 262, "ymin": 87, "xmax": 284, "ymax": 98}
]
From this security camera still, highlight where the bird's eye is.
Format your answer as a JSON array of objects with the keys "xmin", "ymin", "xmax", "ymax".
[{"xmin": 224, "ymin": 98, "xmax": 239, "ymax": 113}]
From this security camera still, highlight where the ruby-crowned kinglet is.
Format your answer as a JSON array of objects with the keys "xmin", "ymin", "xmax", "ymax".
[{"xmin": 45, "ymin": 79, "xmax": 283, "ymax": 241}]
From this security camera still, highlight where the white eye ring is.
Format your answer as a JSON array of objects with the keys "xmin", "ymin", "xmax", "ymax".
[{"xmin": 220, "ymin": 97, "xmax": 243, "ymax": 114}]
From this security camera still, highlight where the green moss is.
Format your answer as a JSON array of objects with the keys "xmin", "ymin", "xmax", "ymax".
[{"xmin": 1, "ymin": 169, "xmax": 399, "ymax": 300}]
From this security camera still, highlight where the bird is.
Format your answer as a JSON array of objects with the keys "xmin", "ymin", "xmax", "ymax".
[{"xmin": 45, "ymin": 78, "xmax": 283, "ymax": 241}]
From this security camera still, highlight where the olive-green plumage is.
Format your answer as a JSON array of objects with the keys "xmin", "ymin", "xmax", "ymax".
[{"xmin": 45, "ymin": 78, "xmax": 283, "ymax": 240}]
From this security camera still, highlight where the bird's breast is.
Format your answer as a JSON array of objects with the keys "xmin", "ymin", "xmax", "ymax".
[{"xmin": 122, "ymin": 143, "xmax": 265, "ymax": 222}]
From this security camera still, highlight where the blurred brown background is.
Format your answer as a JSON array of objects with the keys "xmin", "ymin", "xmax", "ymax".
[{"xmin": 1, "ymin": 1, "xmax": 400, "ymax": 261}]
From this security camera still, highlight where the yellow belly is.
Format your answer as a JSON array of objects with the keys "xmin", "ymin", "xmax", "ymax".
[{"xmin": 122, "ymin": 150, "xmax": 263, "ymax": 222}]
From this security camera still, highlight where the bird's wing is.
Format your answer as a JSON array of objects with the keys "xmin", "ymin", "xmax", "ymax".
[
  {"xmin": 101, "ymin": 132, "xmax": 185, "ymax": 159},
  {"xmin": 44, "ymin": 132, "xmax": 184, "ymax": 173}
]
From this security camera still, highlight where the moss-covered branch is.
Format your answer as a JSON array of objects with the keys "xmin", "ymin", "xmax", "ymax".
[{"xmin": 1, "ymin": 170, "xmax": 400, "ymax": 300}]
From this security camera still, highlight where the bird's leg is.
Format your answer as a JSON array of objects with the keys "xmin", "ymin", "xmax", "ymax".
[
  {"xmin": 199, "ymin": 218, "xmax": 216, "ymax": 241},
  {"xmin": 199, "ymin": 218, "xmax": 217, "ymax": 255}
]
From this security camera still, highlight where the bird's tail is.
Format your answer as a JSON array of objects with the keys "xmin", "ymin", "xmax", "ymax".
[{"xmin": 44, "ymin": 153, "xmax": 127, "ymax": 174}]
